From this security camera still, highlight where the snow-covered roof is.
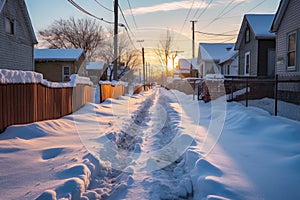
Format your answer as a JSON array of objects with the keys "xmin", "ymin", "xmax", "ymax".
[
  {"xmin": 219, "ymin": 47, "xmax": 238, "ymax": 64},
  {"xmin": 34, "ymin": 49, "xmax": 85, "ymax": 62},
  {"xmin": 0, "ymin": 0, "xmax": 5, "ymax": 13},
  {"xmin": 246, "ymin": 14, "xmax": 276, "ymax": 38},
  {"xmin": 178, "ymin": 58, "xmax": 198, "ymax": 70},
  {"xmin": 199, "ymin": 43, "xmax": 234, "ymax": 62},
  {"xmin": 86, "ymin": 62, "xmax": 106, "ymax": 70},
  {"xmin": 271, "ymin": 0, "xmax": 290, "ymax": 32}
]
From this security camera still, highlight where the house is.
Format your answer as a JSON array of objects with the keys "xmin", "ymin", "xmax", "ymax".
[
  {"xmin": 235, "ymin": 14, "xmax": 276, "ymax": 77},
  {"xmin": 270, "ymin": 0, "xmax": 300, "ymax": 103},
  {"xmin": 197, "ymin": 43, "xmax": 234, "ymax": 77},
  {"xmin": 86, "ymin": 62, "xmax": 107, "ymax": 85},
  {"xmin": 175, "ymin": 58, "xmax": 199, "ymax": 78},
  {"xmin": 219, "ymin": 47, "xmax": 239, "ymax": 76},
  {"xmin": 0, "ymin": 0, "xmax": 38, "ymax": 71},
  {"xmin": 34, "ymin": 49, "xmax": 86, "ymax": 82}
]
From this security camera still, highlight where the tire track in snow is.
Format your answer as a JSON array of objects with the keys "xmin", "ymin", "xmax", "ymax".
[{"xmin": 109, "ymin": 88, "xmax": 193, "ymax": 200}]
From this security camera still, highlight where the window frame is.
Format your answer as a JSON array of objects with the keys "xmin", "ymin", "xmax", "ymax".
[
  {"xmin": 245, "ymin": 27, "xmax": 250, "ymax": 43},
  {"xmin": 244, "ymin": 51, "xmax": 250, "ymax": 76},
  {"xmin": 5, "ymin": 17, "xmax": 15, "ymax": 35},
  {"xmin": 287, "ymin": 31, "xmax": 297, "ymax": 71}
]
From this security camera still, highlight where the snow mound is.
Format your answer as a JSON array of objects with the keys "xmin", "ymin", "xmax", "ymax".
[{"xmin": 0, "ymin": 69, "xmax": 92, "ymax": 87}]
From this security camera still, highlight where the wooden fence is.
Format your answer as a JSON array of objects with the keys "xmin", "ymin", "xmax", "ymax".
[
  {"xmin": 99, "ymin": 84, "xmax": 125, "ymax": 103},
  {"xmin": 0, "ymin": 83, "xmax": 93, "ymax": 132}
]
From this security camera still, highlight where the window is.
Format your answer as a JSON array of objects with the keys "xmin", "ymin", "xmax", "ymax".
[
  {"xmin": 287, "ymin": 32, "xmax": 296, "ymax": 71},
  {"xmin": 244, "ymin": 52, "xmax": 250, "ymax": 76},
  {"xmin": 245, "ymin": 28, "xmax": 250, "ymax": 43},
  {"xmin": 227, "ymin": 65, "xmax": 230, "ymax": 75},
  {"xmin": 62, "ymin": 66, "xmax": 70, "ymax": 82},
  {"xmin": 5, "ymin": 18, "xmax": 15, "ymax": 34}
]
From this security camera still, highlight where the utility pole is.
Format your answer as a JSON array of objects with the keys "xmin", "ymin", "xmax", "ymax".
[
  {"xmin": 190, "ymin": 20, "xmax": 197, "ymax": 58},
  {"xmin": 190, "ymin": 20, "xmax": 197, "ymax": 77},
  {"xmin": 137, "ymin": 40, "xmax": 145, "ymax": 90},
  {"xmin": 142, "ymin": 47, "xmax": 145, "ymax": 90},
  {"xmin": 113, "ymin": 0, "xmax": 118, "ymax": 81}
]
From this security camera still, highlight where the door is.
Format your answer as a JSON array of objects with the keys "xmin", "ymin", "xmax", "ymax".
[
  {"xmin": 268, "ymin": 48, "xmax": 276, "ymax": 76},
  {"xmin": 62, "ymin": 66, "xmax": 70, "ymax": 82}
]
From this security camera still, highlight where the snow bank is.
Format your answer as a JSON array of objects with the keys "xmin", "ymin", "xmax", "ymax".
[
  {"xmin": 0, "ymin": 69, "xmax": 43, "ymax": 84},
  {"xmin": 205, "ymin": 73, "xmax": 224, "ymax": 80},
  {"xmin": 99, "ymin": 80, "xmax": 128, "ymax": 86},
  {"xmin": 0, "ymin": 69, "xmax": 92, "ymax": 87}
]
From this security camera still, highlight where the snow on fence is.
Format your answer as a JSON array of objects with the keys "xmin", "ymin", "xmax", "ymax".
[{"xmin": 0, "ymin": 70, "xmax": 93, "ymax": 132}]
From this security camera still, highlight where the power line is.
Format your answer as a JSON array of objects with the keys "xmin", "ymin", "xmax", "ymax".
[
  {"xmin": 213, "ymin": 0, "xmax": 235, "ymax": 21},
  {"xmin": 180, "ymin": 0, "xmax": 196, "ymax": 31},
  {"xmin": 246, "ymin": 0, "xmax": 267, "ymax": 13},
  {"xmin": 196, "ymin": 0, "xmax": 213, "ymax": 21},
  {"xmin": 127, "ymin": 0, "xmax": 138, "ymax": 29},
  {"xmin": 212, "ymin": 0, "xmax": 268, "ymax": 21},
  {"xmin": 67, "ymin": 0, "xmax": 113, "ymax": 24},
  {"xmin": 93, "ymin": 0, "xmax": 113, "ymax": 12},
  {"xmin": 200, "ymin": 0, "xmax": 246, "ymax": 29},
  {"xmin": 195, "ymin": 31, "xmax": 237, "ymax": 37},
  {"xmin": 118, "ymin": 4, "xmax": 133, "ymax": 34},
  {"xmin": 192, "ymin": 0, "xmax": 205, "ymax": 20}
]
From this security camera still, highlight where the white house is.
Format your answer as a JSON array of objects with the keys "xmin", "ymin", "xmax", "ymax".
[
  {"xmin": 175, "ymin": 58, "xmax": 199, "ymax": 78},
  {"xmin": 197, "ymin": 43, "xmax": 234, "ymax": 77},
  {"xmin": 86, "ymin": 62, "xmax": 107, "ymax": 85},
  {"xmin": 219, "ymin": 47, "xmax": 239, "ymax": 76}
]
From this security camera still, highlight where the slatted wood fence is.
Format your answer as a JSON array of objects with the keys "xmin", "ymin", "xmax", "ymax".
[
  {"xmin": 0, "ymin": 83, "xmax": 93, "ymax": 132},
  {"xmin": 99, "ymin": 84, "xmax": 125, "ymax": 103}
]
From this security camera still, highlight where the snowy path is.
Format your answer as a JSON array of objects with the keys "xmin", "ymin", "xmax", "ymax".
[
  {"xmin": 92, "ymin": 88, "xmax": 194, "ymax": 199},
  {"xmin": 112, "ymin": 89, "xmax": 189, "ymax": 200}
]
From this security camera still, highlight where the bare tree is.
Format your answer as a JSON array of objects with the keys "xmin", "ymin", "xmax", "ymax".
[
  {"xmin": 97, "ymin": 30, "xmax": 141, "ymax": 81},
  {"xmin": 39, "ymin": 17, "xmax": 104, "ymax": 59},
  {"xmin": 154, "ymin": 29, "xmax": 174, "ymax": 75}
]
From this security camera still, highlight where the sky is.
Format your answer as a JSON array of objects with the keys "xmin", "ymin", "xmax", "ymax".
[{"xmin": 25, "ymin": 0, "xmax": 281, "ymax": 60}]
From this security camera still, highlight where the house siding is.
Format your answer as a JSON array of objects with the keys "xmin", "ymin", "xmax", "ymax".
[
  {"xmin": 0, "ymin": 0, "xmax": 34, "ymax": 71},
  {"xmin": 238, "ymin": 23, "xmax": 258, "ymax": 76},
  {"xmin": 258, "ymin": 40, "xmax": 276, "ymax": 76},
  {"xmin": 35, "ymin": 55, "xmax": 86, "ymax": 82},
  {"xmin": 275, "ymin": 0, "xmax": 300, "ymax": 93}
]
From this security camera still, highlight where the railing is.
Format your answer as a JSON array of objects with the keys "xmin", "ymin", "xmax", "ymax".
[{"xmin": 194, "ymin": 75, "xmax": 300, "ymax": 116}]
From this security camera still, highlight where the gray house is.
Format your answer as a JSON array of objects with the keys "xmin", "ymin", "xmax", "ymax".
[
  {"xmin": 271, "ymin": 0, "xmax": 300, "ymax": 103},
  {"xmin": 0, "ymin": 0, "xmax": 37, "ymax": 71},
  {"xmin": 235, "ymin": 14, "xmax": 276, "ymax": 77}
]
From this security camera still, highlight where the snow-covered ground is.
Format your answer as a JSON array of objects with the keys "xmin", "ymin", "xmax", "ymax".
[
  {"xmin": 239, "ymin": 98, "xmax": 300, "ymax": 121},
  {"xmin": 0, "ymin": 88, "xmax": 300, "ymax": 200}
]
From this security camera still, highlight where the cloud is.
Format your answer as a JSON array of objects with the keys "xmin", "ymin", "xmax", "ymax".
[{"xmin": 123, "ymin": 1, "xmax": 208, "ymax": 16}]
